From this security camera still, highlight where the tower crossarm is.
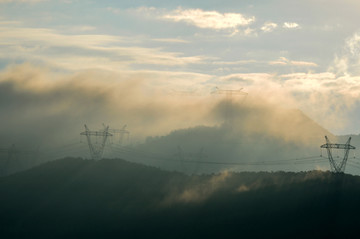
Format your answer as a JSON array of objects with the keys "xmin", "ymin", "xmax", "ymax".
[
  {"xmin": 80, "ymin": 124, "xmax": 113, "ymax": 160},
  {"xmin": 211, "ymin": 87, "xmax": 248, "ymax": 96},
  {"xmin": 101, "ymin": 124, "xmax": 129, "ymax": 135},
  {"xmin": 320, "ymin": 144, "xmax": 356, "ymax": 150},
  {"xmin": 80, "ymin": 131, "xmax": 113, "ymax": 137},
  {"xmin": 320, "ymin": 136, "xmax": 356, "ymax": 173},
  {"xmin": 80, "ymin": 124, "xmax": 113, "ymax": 137}
]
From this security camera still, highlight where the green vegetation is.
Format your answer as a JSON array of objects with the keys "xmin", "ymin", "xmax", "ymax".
[{"xmin": 0, "ymin": 158, "xmax": 359, "ymax": 238}]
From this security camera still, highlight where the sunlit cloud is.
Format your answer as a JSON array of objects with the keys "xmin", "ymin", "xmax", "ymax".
[
  {"xmin": 216, "ymin": 69, "xmax": 360, "ymax": 133},
  {"xmin": 2, "ymin": 1, "xmax": 360, "ymax": 136},
  {"xmin": 331, "ymin": 31, "xmax": 360, "ymax": 76},
  {"xmin": 213, "ymin": 60, "xmax": 258, "ymax": 65},
  {"xmin": 213, "ymin": 57, "xmax": 317, "ymax": 68},
  {"xmin": 219, "ymin": 73, "xmax": 274, "ymax": 83},
  {"xmin": 132, "ymin": 7, "xmax": 301, "ymax": 36},
  {"xmin": 88, "ymin": 46, "xmax": 209, "ymax": 66},
  {"xmin": 283, "ymin": 22, "xmax": 300, "ymax": 29},
  {"xmin": 0, "ymin": 26, "xmax": 121, "ymax": 48},
  {"xmin": 0, "ymin": 25, "xmax": 208, "ymax": 70},
  {"xmin": 163, "ymin": 8, "xmax": 255, "ymax": 30},
  {"xmin": 261, "ymin": 22, "xmax": 278, "ymax": 32},
  {"xmin": 67, "ymin": 25, "xmax": 97, "ymax": 32},
  {"xmin": 152, "ymin": 38, "xmax": 190, "ymax": 44},
  {"xmin": 269, "ymin": 57, "xmax": 317, "ymax": 67}
]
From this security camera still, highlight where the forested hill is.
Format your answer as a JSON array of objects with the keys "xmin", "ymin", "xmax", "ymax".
[{"xmin": 1, "ymin": 158, "xmax": 360, "ymax": 238}]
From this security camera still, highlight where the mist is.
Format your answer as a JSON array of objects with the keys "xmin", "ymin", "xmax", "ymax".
[
  {"xmin": 0, "ymin": 63, "xmax": 340, "ymax": 174},
  {"xmin": 0, "ymin": 64, "xmax": 216, "ymax": 146}
]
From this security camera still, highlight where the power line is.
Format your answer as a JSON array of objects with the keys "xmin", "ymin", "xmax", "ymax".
[{"xmin": 107, "ymin": 144, "xmax": 325, "ymax": 167}]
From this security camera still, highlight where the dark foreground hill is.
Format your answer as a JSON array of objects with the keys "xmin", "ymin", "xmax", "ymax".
[{"xmin": 1, "ymin": 158, "xmax": 360, "ymax": 238}]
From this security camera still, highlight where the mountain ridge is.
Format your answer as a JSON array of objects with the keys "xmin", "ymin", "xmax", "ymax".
[{"xmin": 1, "ymin": 158, "xmax": 360, "ymax": 238}]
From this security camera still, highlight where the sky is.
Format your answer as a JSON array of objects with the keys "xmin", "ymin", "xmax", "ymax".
[{"xmin": 1, "ymin": 0, "xmax": 360, "ymax": 138}]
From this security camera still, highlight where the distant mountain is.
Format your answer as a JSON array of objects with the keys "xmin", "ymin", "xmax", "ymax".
[
  {"xmin": 1, "ymin": 158, "xmax": 360, "ymax": 238},
  {"xmin": 132, "ymin": 107, "xmax": 334, "ymax": 173}
]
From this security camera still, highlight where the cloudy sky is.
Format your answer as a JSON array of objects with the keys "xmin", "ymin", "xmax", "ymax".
[{"xmin": 1, "ymin": 0, "xmax": 360, "ymax": 135}]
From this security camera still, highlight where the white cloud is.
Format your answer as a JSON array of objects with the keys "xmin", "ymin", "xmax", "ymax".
[
  {"xmin": 283, "ymin": 22, "xmax": 300, "ymax": 29},
  {"xmin": 219, "ymin": 73, "xmax": 274, "ymax": 83},
  {"xmin": 243, "ymin": 27, "xmax": 256, "ymax": 36},
  {"xmin": 216, "ymin": 71, "xmax": 359, "ymax": 132},
  {"xmin": 281, "ymin": 72, "xmax": 335, "ymax": 79},
  {"xmin": 152, "ymin": 38, "xmax": 190, "ymax": 44},
  {"xmin": 0, "ymin": 26, "xmax": 121, "ymax": 48},
  {"xmin": 213, "ymin": 60, "xmax": 258, "ymax": 65},
  {"xmin": 0, "ymin": 25, "xmax": 208, "ymax": 70},
  {"xmin": 269, "ymin": 57, "xmax": 317, "ymax": 67},
  {"xmin": 88, "ymin": 46, "xmax": 208, "ymax": 66},
  {"xmin": 330, "ymin": 31, "xmax": 360, "ymax": 76},
  {"xmin": 163, "ymin": 8, "xmax": 255, "ymax": 30},
  {"xmin": 261, "ymin": 22, "xmax": 278, "ymax": 32},
  {"xmin": 290, "ymin": 61, "xmax": 318, "ymax": 67},
  {"xmin": 346, "ymin": 33, "xmax": 360, "ymax": 56}
]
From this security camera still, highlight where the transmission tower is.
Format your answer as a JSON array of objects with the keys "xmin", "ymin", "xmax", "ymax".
[
  {"xmin": 211, "ymin": 87, "xmax": 248, "ymax": 124},
  {"xmin": 0, "ymin": 144, "xmax": 39, "ymax": 175},
  {"xmin": 320, "ymin": 136, "xmax": 356, "ymax": 173},
  {"xmin": 80, "ymin": 124, "xmax": 113, "ymax": 160},
  {"xmin": 211, "ymin": 87, "xmax": 248, "ymax": 98},
  {"xmin": 102, "ymin": 123, "xmax": 130, "ymax": 145}
]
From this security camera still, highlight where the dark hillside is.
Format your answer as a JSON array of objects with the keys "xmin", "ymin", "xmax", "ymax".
[{"xmin": 0, "ymin": 158, "xmax": 360, "ymax": 238}]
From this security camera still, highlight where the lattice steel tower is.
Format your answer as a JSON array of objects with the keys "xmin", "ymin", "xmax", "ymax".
[
  {"xmin": 320, "ymin": 136, "xmax": 355, "ymax": 173},
  {"xmin": 80, "ymin": 124, "xmax": 112, "ymax": 160},
  {"xmin": 102, "ymin": 123, "xmax": 130, "ymax": 145},
  {"xmin": 211, "ymin": 87, "xmax": 248, "ymax": 124}
]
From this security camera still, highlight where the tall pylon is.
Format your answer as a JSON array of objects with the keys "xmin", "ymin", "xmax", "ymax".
[
  {"xmin": 80, "ymin": 124, "xmax": 112, "ymax": 160},
  {"xmin": 102, "ymin": 123, "xmax": 130, "ymax": 145},
  {"xmin": 0, "ymin": 144, "xmax": 39, "ymax": 175},
  {"xmin": 320, "ymin": 136, "xmax": 356, "ymax": 173},
  {"xmin": 211, "ymin": 87, "xmax": 248, "ymax": 124}
]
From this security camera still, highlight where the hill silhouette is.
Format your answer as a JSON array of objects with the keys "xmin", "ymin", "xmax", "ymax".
[
  {"xmin": 1, "ymin": 158, "xmax": 360, "ymax": 238},
  {"xmin": 131, "ymin": 106, "xmax": 334, "ymax": 174}
]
